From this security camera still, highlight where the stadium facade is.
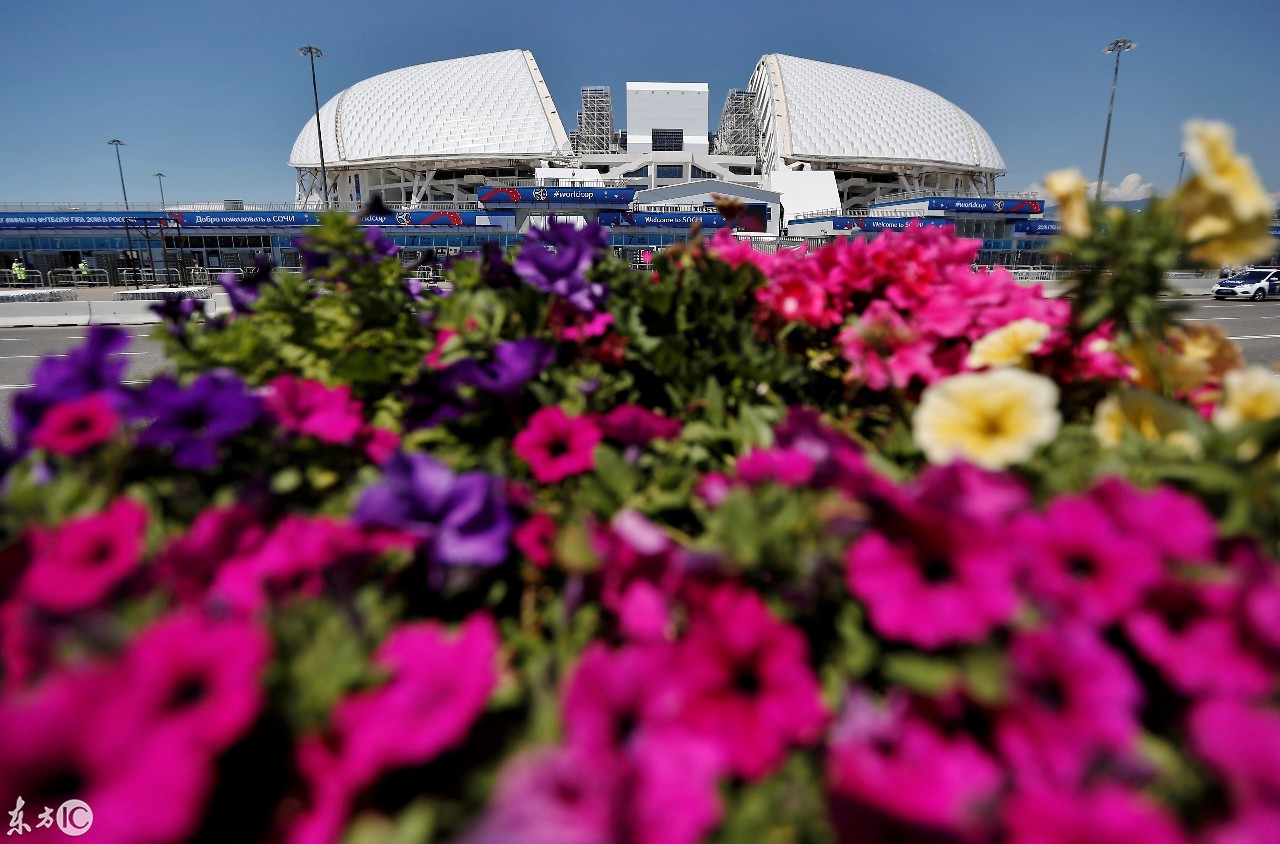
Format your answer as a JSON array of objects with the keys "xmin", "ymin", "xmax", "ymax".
[{"xmin": 19, "ymin": 49, "xmax": 1265, "ymax": 283}]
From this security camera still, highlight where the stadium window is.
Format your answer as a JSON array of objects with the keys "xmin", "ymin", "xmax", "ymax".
[
  {"xmin": 656, "ymin": 165, "xmax": 684, "ymax": 179},
  {"xmin": 651, "ymin": 129, "xmax": 684, "ymax": 151},
  {"xmin": 623, "ymin": 166, "xmax": 649, "ymax": 178},
  {"xmin": 691, "ymin": 166, "xmax": 715, "ymax": 180}
]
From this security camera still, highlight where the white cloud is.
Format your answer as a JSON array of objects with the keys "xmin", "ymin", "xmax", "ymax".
[
  {"xmin": 1028, "ymin": 173, "xmax": 1155, "ymax": 205},
  {"xmin": 1095, "ymin": 173, "xmax": 1156, "ymax": 201}
]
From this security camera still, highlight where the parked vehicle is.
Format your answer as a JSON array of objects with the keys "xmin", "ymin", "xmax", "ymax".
[{"xmin": 1212, "ymin": 267, "xmax": 1280, "ymax": 300}]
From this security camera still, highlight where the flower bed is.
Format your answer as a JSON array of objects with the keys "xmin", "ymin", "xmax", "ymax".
[{"xmin": 1, "ymin": 121, "xmax": 1278, "ymax": 843}]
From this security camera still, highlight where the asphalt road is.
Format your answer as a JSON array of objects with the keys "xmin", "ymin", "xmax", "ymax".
[{"xmin": 1, "ymin": 299, "xmax": 1278, "ymax": 444}]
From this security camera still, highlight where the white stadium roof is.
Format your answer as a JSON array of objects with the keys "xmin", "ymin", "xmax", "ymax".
[
  {"xmin": 751, "ymin": 54, "xmax": 1006, "ymax": 174},
  {"xmin": 288, "ymin": 49, "xmax": 571, "ymax": 168}
]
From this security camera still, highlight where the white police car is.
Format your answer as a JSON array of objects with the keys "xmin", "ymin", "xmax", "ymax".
[{"xmin": 1213, "ymin": 267, "xmax": 1280, "ymax": 301}]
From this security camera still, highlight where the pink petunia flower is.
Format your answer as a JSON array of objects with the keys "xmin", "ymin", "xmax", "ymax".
[
  {"xmin": 0, "ymin": 663, "xmax": 218, "ymax": 844},
  {"xmin": 1188, "ymin": 697, "xmax": 1280, "ymax": 808},
  {"xmin": 563, "ymin": 642, "xmax": 671, "ymax": 755},
  {"xmin": 735, "ymin": 446, "xmax": 817, "ymax": 488},
  {"xmin": 1088, "ymin": 477, "xmax": 1218, "ymax": 564},
  {"xmin": 513, "ymin": 406, "xmax": 602, "ymax": 484},
  {"xmin": 1001, "ymin": 786, "xmax": 1188, "ymax": 844},
  {"xmin": 514, "ymin": 511, "xmax": 557, "ymax": 568},
  {"xmin": 837, "ymin": 300, "xmax": 939, "ymax": 390},
  {"xmin": 996, "ymin": 626, "xmax": 1143, "ymax": 789},
  {"xmin": 21, "ymin": 497, "xmax": 149, "ymax": 613},
  {"xmin": 827, "ymin": 697, "xmax": 1003, "ymax": 841},
  {"xmin": 1017, "ymin": 494, "xmax": 1163, "ymax": 626},
  {"xmin": 1124, "ymin": 579, "xmax": 1272, "ymax": 699},
  {"xmin": 356, "ymin": 425, "xmax": 400, "ymax": 464},
  {"xmin": 331, "ymin": 613, "xmax": 499, "ymax": 785},
  {"xmin": 660, "ymin": 585, "xmax": 827, "ymax": 780},
  {"xmin": 96, "ymin": 610, "xmax": 272, "ymax": 757},
  {"xmin": 846, "ymin": 471, "xmax": 1024, "ymax": 649},
  {"xmin": 1203, "ymin": 806, "xmax": 1280, "ymax": 844},
  {"xmin": 30, "ymin": 393, "xmax": 120, "ymax": 455},
  {"xmin": 596, "ymin": 404, "xmax": 682, "ymax": 448},
  {"xmin": 153, "ymin": 505, "xmax": 266, "ymax": 603},
  {"xmin": 289, "ymin": 614, "xmax": 500, "ymax": 844},
  {"xmin": 264, "ymin": 373, "xmax": 365, "ymax": 444}
]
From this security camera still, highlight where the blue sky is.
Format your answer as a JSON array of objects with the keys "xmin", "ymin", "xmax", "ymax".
[{"xmin": 2, "ymin": 0, "xmax": 1277, "ymax": 204}]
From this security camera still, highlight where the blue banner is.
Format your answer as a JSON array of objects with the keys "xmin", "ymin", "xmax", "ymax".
[
  {"xmin": 981, "ymin": 239, "xmax": 1014, "ymax": 251},
  {"xmin": 478, "ymin": 186, "xmax": 638, "ymax": 206},
  {"xmin": 0, "ymin": 210, "xmax": 513, "ymax": 230},
  {"xmin": 1013, "ymin": 220, "xmax": 1061, "ymax": 235},
  {"xmin": 853, "ymin": 217, "xmax": 954, "ymax": 232},
  {"xmin": 597, "ymin": 211, "xmax": 728, "ymax": 229},
  {"xmin": 926, "ymin": 198, "xmax": 1044, "ymax": 214}
]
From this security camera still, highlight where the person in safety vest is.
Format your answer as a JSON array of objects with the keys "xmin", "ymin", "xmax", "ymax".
[
  {"xmin": 78, "ymin": 261, "xmax": 90, "ymax": 277},
  {"xmin": 12, "ymin": 260, "xmax": 26, "ymax": 282}
]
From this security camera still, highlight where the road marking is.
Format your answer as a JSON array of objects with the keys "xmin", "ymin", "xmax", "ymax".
[
  {"xmin": 0, "ymin": 352, "xmax": 147, "ymax": 360},
  {"xmin": 1226, "ymin": 334, "xmax": 1280, "ymax": 340},
  {"xmin": 0, "ymin": 378, "xmax": 151, "ymax": 391},
  {"xmin": 1184, "ymin": 317, "xmax": 1240, "ymax": 320}
]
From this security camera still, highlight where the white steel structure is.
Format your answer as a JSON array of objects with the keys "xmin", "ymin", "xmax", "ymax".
[
  {"xmin": 288, "ymin": 50, "xmax": 571, "ymax": 207},
  {"xmin": 288, "ymin": 51, "xmax": 1008, "ymax": 211},
  {"xmin": 748, "ymin": 54, "xmax": 1006, "ymax": 208}
]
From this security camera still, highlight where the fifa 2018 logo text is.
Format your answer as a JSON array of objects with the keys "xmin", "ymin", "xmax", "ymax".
[{"xmin": 7, "ymin": 797, "xmax": 92, "ymax": 837}]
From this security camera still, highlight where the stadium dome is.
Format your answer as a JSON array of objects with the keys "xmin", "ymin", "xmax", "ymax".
[
  {"xmin": 288, "ymin": 49, "xmax": 570, "ymax": 170},
  {"xmin": 748, "ymin": 53, "xmax": 1005, "ymax": 179}
]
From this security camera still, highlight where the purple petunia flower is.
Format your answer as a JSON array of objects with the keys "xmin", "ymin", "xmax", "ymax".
[
  {"xmin": 363, "ymin": 226, "xmax": 399, "ymax": 262},
  {"xmin": 514, "ymin": 221, "xmax": 609, "ymax": 312},
  {"xmin": 444, "ymin": 339, "xmax": 554, "ymax": 398},
  {"xmin": 12, "ymin": 325, "xmax": 132, "ymax": 443},
  {"xmin": 354, "ymin": 452, "xmax": 512, "ymax": 567},
  {"xmin": 132, "ymin": 370, "xmax": 261, "ymax": 471},
  {"xmin": 150, "ymin": 294, "xmax": 200, "ymax": 337},
  {"xmin": 217, "ymin": 253, "xmax": 275, "ymax": 314},
  {"xmin": 293, "ymin": 236, "xmax": 331, "ymax": 274}
]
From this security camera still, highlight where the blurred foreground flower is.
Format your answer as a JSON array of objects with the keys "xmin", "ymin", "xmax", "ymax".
[
  {"xmin": 1174, "ymin": 120, "xmax": 1276, "ymax": 266},
  {"xmin": 913, "ymin": 369, "xmax": 1061, "ymax": 469},
  {"xmin": 1044, "ymin": 168, "xmax": 1091, "ymax": 239}
]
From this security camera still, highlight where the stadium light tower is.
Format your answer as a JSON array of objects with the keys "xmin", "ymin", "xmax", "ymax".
[
  {"xmin": 154, "ymin": 172, "xmax": 167, "ymax": 210},
  {"xmin": 298, "ymin": 45, "xmax": 329, "ymax": 209},
  {"xmin": 108, "ymin": 139, "xmax": 129, "ymax": 210},
  {"xmin": 1095, "ymin": 38, "xmax": 1136, "ymax": 202}
]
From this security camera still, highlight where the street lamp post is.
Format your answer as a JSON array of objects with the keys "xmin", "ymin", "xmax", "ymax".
[
  {"xmin": 1095, "ymin": 38, "xmax": 1136, "ymax": 202},
  {"xmin": 1176, "ymin": 152, "xmax": 1188, "ymax": 190},
  {"xmin": 298, "ymin": 45, "xmax": 329, "ymax": 209},
  {"xmin": 154, "ymin": 172, "xmax": 167, "ymax": 210},
  {"xmin": 108, "ymin": 139, "xmax": 129, "ymax": 210}
]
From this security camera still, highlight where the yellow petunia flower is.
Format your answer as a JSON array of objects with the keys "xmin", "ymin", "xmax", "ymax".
[
  {"xmin": 1174, "ymin": 120, "xmax": 1276, "ymax": 267},
  {"xmin": 967, "ymin": 319, "xmax": 1052, "ymax": 369},
  {"xmin": 1092, "ymin": 392, "xmax": 1202, "ymax": 457},
  {"xmin": 1214, "ymin": 367, "xmax": 1280, "ymax": 429},
  {"xmin": 913, "ymin": 369, "xmax": 1061, "ymax": 470},
  {"xmin": 1044, "ymin": 168, "xmax": 1091, "ymax": 239}
]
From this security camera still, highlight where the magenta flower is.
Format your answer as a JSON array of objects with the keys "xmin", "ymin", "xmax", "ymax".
[
  {"xmin": 996, "ymin": 626, "xmax": 1143, "ymax": 788},
  {"xmin": 596, "ymin": 404, "xmax": 682, "ymax": 450},
  {"xmin": 331, "ymin": 613, "xmax": 499, "ymax": 785},
  {"xmin": 1189, "ymin": 698, "xmax": 1280, "ymax": 809},
  {"xmin": 1124, "ymin": 580, "xmax": 1272, "ymax": 699},
  {"xmin": 1001, "ymin": 786, "xmax": 1188, "ymax": 844},
  {"xmin": 1203, "ymin": 807, "xmax": 1280, "ymax": 844},
  {"xmin": 514, "ymin": 511, "xmax": 557, "ymax": 568},
  {"xmin": 1017, "ymin": 494, "xmax": 1163, "ymax": 626},
  {"xmin": 153, "ymin": 505, "xmax": 266, "ymax": 603},
  {"xmin": 264, "ymin": 374, "xmax": 365, "ymax": 444},
  {"xmin": 21, "ymin": 497, "xmax": 148, "ymax": 613},
  {"xmin": 735, "ymin": 446, "xmax": 817, "ymax": 488},
  {"xmin": 595, "ymin": 511, "xmax": 683, "ymax": 642},
  {"xmin": 662, "ymin": 585, "xmax": 827, "ymax": 780},
  {"xmin": 30, "ymin": 393, "xmax": 119, "ymax": 455},
  {"xmin": 1088, "ymin": 477, "xmax": 1218, "ymax": 564},
  {"xmin": 96, "ymin": 610, "xmax": 271, "ymax": 756},
  {"xmin": 827, "ymin": 699, "xmax": 1003, "ymax": 841},
  {"xmin": 0, "ymin": 664, "xmax": 218, "ymax": 844},
  {"xmin": 513, "ymin": 406, "xmax": 602, "ymax": 484},
  {"xmin": 837, "ymin": 300, "xmax": 939, "ymax": 390},
  {"xmin": 456, "ymin": 746, "xmax": 619, "ymax": 844},
  {"xmin": 846, "ymin": 477, "xmax": 1023, "ymax": 649},
  {"xmin": 355, "ymin": 425, "xmax": 400, "ymax": 464}
]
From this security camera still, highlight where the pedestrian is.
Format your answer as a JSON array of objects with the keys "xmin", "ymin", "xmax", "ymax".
[
  {"xmin": 78, "ymin": 260, "xmax": 90, "ymax": 278},
  {"xmin": 12, "ymin": 259, "xmax": 27, "ymax": 283}
]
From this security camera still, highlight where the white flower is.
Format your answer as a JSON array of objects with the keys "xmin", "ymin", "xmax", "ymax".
[
  {"xmin": 1175, "ymin": 120, "xmax": 1276, "ymax": 266},
  {"xmin": 966, "ymin": 319, "xmax": 1052, "ymax": 369},
  {"xmin": 1214, "ymin": 367, "xmax": 1280, "ymax": 429},
  {"xmin": 913, "ymin": 369, "xmax": 1061, "ymax": 470},
  {"xmin": 1044, "ymin": 168, "xmax": 1091, "ymax": 239}
]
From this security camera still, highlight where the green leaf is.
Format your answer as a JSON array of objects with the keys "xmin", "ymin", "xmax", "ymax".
[
  {"xmin": 882, "ymin": 652, "xmax": 960, "ymax": 696},
  {"xmin": 593, "ymin": 445, "xmax": 637, "ymax": 503}
]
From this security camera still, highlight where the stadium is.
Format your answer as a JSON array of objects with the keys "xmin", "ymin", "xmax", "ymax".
[{"xmin": 1, "ymin": 48, "xmax": 1187, "ymax": 282}]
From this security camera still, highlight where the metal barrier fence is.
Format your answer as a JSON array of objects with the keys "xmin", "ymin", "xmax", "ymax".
[
  {"xmin": 0, "ymin": 268, "xmax": 46, "ymax": 287},
  {"xmin": 48, "ymin": 268, "xmax": 111, "ymax": 286}
]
